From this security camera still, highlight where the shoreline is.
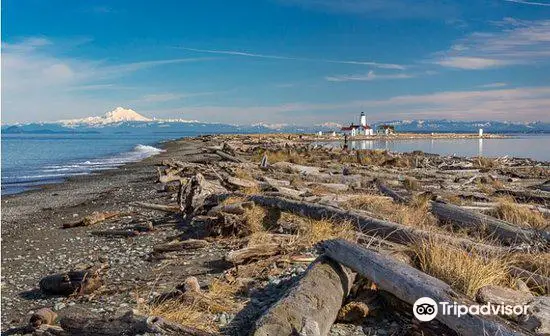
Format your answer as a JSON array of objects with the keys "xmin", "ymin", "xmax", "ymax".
[
  {"xmin": 1, "ymin": 134, "xmax": 549, "ymax": 335},
  {"xmin": 1, "ymin": 132, "xmax": 546, "ymax": 199}
]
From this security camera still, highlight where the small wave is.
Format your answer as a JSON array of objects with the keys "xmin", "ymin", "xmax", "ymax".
[
  {"xmin": 133, "ymin": 144, "xmax": 166, "ymax": 155},
  {"xmin": 3, "ymin": 144, "xmax": 165, "ymax": 194}
]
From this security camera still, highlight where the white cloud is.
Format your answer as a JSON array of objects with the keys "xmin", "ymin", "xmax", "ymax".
[
  {"xmin": 1, "ymin": 37, "xmax": 214, "ymax": 122},
  {"xmin": 504, "ymin": 0, "xmax": 550, "ymax": 6},
  {"xmin": 147, "ymin": 87, "xmax": 550, "ymax": 123},
  {"xmin": 138, "ymin": 92, "xmax": 215, "ymax": 103},
  {"xmin": 434, "ymin": 57, "xmax": 510, "ymax": 69},
  {"xmin": 479, "ymin": 82, "xmax": 507, "ymax": 88},
  {"xmin": 326, "ymin": 70, "xmax": 414, "ymax": 82},
  {"xmin": 434, "ymin": 19, "xmax": 550, "ymax": 69},
  {"xmin": 180, "ymin": 47, "xmax": 405, "ymax": 70},
  {"xmin": 276, "ymin": 0, "xmax": 456, "ymax": 19}
]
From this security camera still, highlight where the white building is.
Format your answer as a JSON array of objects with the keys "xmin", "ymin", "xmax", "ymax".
[{"xmin": 341, "ymin": 112, "xmax": 374, "ymax": 136}]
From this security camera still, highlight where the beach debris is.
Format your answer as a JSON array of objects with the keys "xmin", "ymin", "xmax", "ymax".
[
  {"xmin": 153, "ymin": 239, "xmax": 209, "ymax": 253},
  {"xmin": 133, "ymin": 201, "xmax": 180, "ymax": 213},
  {"xmin": 39, "ymin": 264, "xmax": 106, "ymax": 296},
  {"xmin": 178, "ymin": 173, "xmax": 227, "ymax": 217},
  {"xmin": 253, "ymin": 257, "xmax": 355, "ymax": 336},
  {"xmin": 62, "ymin": 211, "xmax": 121, "ymax": 228},
  {"xmin": 29, "ymin": 308, "xmax": 58, "ymax": 329},
  {"xmin": 322, "ymin": 239, "xmax": 527, "ymax": 336},
  {"xmin": 59, "ymin": 309, "xmax": 214, "ymax": 336}
]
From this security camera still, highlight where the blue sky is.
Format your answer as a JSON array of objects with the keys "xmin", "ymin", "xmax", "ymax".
[{"xmin": 2, "ymin": 0, "xmax": 550, "ymax": 125}]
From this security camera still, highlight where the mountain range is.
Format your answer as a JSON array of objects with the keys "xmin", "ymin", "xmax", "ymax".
[{"xmin": 2, "ymin": 107, "xmax": 550, "ymax": 134}]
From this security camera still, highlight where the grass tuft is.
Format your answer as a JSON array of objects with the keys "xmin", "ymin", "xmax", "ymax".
[
  {"xmin": 413, "ymin": 239, "xmax": 511, "ymax": 298},
  {"xmin": 491, "ymin": 197, "xmax": 549, "ymax": 231},
  {"xmin": 295, "ymin": 216, "xmax": 356, "ymax": 248},
  {"xmin": 342, "ymin": 194, "xmax": 437, "ymax": 228}
]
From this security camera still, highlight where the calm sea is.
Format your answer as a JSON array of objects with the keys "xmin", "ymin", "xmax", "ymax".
[
  {"xmin": 322, "ymin": 134, "xmax": 550, "ymax": 162},
  {"xmin": 2, "ymin": 133, "xmax": 549, "ymax": 196}
]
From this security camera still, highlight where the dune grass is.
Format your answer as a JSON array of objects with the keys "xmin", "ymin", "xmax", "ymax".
[
  {"xmin": 413, "ymin": 239, "xmax": 512, "ymax": 298},
  {"xmin": 490, "ymin": 197, "xmax": 549, "ymax": 231},
  {"xmin": 341, "ymin": 194, "xmax": 437, "ymax": 228}
]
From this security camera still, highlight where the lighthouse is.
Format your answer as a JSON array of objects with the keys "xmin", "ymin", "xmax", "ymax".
[{"xmin": 360, "ymin": 112, "xmax": 367, "ymax": 127}]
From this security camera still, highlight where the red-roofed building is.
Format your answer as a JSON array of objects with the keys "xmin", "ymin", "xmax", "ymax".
[{"xmin": 341, "ymin": 112, "xmax": 374, "ymax": 136}]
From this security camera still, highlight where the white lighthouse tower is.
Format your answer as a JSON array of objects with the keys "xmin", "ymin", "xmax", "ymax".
[{"xmin": 360, "ymin": 112, "xmax": 367, "ymax": 127}]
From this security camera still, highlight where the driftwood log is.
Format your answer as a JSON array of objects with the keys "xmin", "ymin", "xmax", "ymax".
[
  {"xmin": 40, "ymin": 268, "xmax": 103, "ymax": 296},
  {"xmin": 63, "ymin": 212, "xmax": 120, "ymax": 229},
  {"xmin": 225, "ymin": 243, "xmax": 283, "ymax": 264},
  {"xmin": 253, "ymin": 257, "xmax": 355, "ymax": 336},
  {"xmin": 375, "ymin": 179, "xmax": 409, "ymax": 204},
  {"xmin": 207, "ymin": 201, "xmax": 254, "ymax": 216},
  {"xmin": 178, "ymin": 173, "xmax": 227, "ymax": 217},
  {"xmin": 430, "ymin": 200, "xmax": 548, "ymax": 246},
  {"xmin": 494, "ymin": 189, "xmax": 550, "ymax": 205},
  {"xmin": 59, "ymin": 309, "xmax": 213, "ymax": 336},
  {"xmin": 133, "ymin": 202, "xmax": 180, "ymax": 213},
  {"xmin": 322, "ymin": 239, "xmax": 528, "ymax": 336},
  {"xmin": 224, "ymin": 193, "xmax": 510, "ymax": 255},
  {"xmin": 153, "ymin": 239, "xmax": 209, "ymax": 253}
]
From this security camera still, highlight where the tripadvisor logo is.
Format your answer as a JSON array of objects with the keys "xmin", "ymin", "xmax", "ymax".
[
  {"xmin": 412, "ymin": 297, "xmax": 529, "ymax": 322},
  {"xmin": 413, "ymin": 297, "xmax": 438, "ymax": 321}
]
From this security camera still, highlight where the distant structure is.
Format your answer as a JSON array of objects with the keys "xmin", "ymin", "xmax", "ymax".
[
  {"xmin": 341, "ymin": 112, "xmax": 374, "ymax": 136},
  {"xmin": 478, "ymin": 128, "xmax": 483, "ymax": 137},
  {"xmin": 378, "ymin": 124, "xmax": 396, "ymax": 135}
]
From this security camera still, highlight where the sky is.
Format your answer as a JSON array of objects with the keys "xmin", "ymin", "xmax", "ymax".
[{"xmin": 2, "ymin": 0, "xmax": 550, "ymax": 125}]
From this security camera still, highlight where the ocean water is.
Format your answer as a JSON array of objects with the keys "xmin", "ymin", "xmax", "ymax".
[
  {"xmin": 1, "ymin": 133, "xmax": 183, "ymax": 195},
  {"xmin": 3, "ymin": 133, "xmax": 550, "ymax": 196},
  {"xmin": 321, "ymin": 134, "xmax": 550, "ymax": 162}
]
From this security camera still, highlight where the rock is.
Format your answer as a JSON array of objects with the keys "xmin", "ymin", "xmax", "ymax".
[{"xmin": 183, "ymin": 276, "xmax": 201, "ymax": 293}]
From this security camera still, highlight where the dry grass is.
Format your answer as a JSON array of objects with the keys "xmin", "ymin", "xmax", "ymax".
[
  {"xmin": 221, "ymin": 196, "xmax": 268, "ymax": 234},
  {"xmin": 233, "ymin": 167, "xmax": 253, "ymax": 180},
  {"xmin": 342, "ymin": 194, "xmax": 437, "ymax": 228},
  {"xmin": 414, "ymin": 239, "xmax": 512, "ymax": 298},
  {"xmin": 403, "ymin": 177, "xmax": 421, "ymax": 191},
  {"xmin": 255, "ymin": 150, "xmax": 307, "ymax": 164},
  {"xmin": 344, "ymin": 150, "xmax": 412, "ymax": 168},
  {"xmin": 474, "ymin": 156, "xmax": 497, "ymax": 169},
  {"xmin": 491, "ymin": 197, "xmax": 549, "ymax": 230},
  {"xmin": 446, "ymin": 195, "xmax": 464, "ymax": 205},
  {"xmin": 279, "ymin": 213, "xmax": 355, "ymax": 248},
  {"xmin": 138, "ymin": 278, "xmax": 244, "ymax": 333},
  {"xmin": 512, "ymin": 253, "xmax": 550, "ymax": 279},
  {"xmin": 140, "ymin": 300, "xmax": 216, "ymax": 332}
]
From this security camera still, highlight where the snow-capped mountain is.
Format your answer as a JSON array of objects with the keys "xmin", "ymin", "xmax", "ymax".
[{"xmin": 60, "ymin": 107, "xmax": 152, "ymax": 126}]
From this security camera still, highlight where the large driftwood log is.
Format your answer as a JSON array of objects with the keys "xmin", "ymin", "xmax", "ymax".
[
  {"xmin": 224, "ymin": 193, "xmax": 510, "ymax": 255},
  {"xmin": 271, "ymin": 162, "xmax": 321, "ymax": 175},
  {"xmin": 322, "ymin": 239, "xmax": 528, "ymax": 336},
  {"xmin": 253, "ymin": 257, "xmax": 355, "ymax": 336},
  {"xmin": 430, "ymin": 200, "xmax": 549, "ymax": 246},
  {"xmin": 60, "ymin": 309, "xmax": 213, "ymax": 336},
  {"xmin": 178, "ymin": 173, "xmax": 227, "ymax": 217}
]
